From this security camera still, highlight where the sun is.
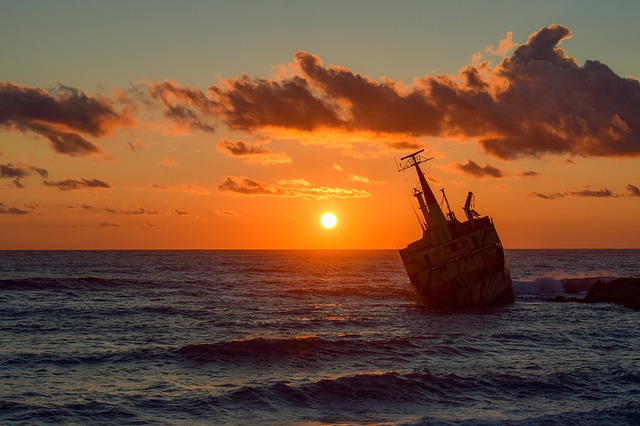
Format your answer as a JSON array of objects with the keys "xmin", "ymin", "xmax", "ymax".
[{"xmin": 320, "ymin": 213, "xmax": 338, "ymax": 229}]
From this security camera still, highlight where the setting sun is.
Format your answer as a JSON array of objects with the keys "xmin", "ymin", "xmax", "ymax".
[{"xmin": 320, "ymin": 213, "xmax": 338, "ymax": 229}]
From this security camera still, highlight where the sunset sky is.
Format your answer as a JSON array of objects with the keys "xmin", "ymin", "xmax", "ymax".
[{"xmin": 1, "ymin": 1, "xmax": 639, "ymax": 249}]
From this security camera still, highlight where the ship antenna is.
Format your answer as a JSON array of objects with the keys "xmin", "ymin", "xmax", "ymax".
[
  {"xmin": 406, "ymin": 191, "xmax": 426, "ymax": 230},
  {"xmin": 440, "ymin": 188, "xmax": 456, "ymax": 221},
  {"xmin": 397, "ymin": 148, "xmax": 449, "ymax": 229}
]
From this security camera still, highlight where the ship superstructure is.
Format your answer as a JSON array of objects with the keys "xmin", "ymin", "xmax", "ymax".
[{"xmin": 398, "ymin": 150, "xmax": 514, "ymax": 308}]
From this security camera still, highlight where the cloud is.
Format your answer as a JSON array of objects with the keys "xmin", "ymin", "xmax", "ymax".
[
  {"xmin": 529, "ymin": 192, "xmax": 561, "ymax": 200},
  {"xmin": 141, "ymin": 25, "xmax": 640, "ymax": 159},
  {"xmin": 99, "ymin": 222, "xmax": 119, "ymax": 227},
  {"xmin": 484, "ymin": 31, "xmax": 517, "ymax": 57},
  {"xmin": 105, "ymin": 207, "xmax": 159, "ymax": 215},
  {"xmin": 569, "ymin": 188, "xmax": 614, "ymax": 198},
  {"xmin": 6, "ymin": 24, "xmax": 632, "ymax": 170},
  {"xmin": 216, "ymin": 139, "xmax": 292, "ymax": 164},
  {"xmin": 160, "ymin": 156, "xmax": 177, "ymax": 167},
  {"xmin": 471, "ymin": 25, "xmax": 640, "ymax": 159},
  {"xmin": 210, "ymin": 74, "xmax": 343, "ymax": 132},
  {"xmin": 0, "ymin": 82, "xmax": 133, "ymax": 155},
  {"xmin": 529, "ymin": 187, "xmax": 619, "ymax": 199},
  {"xmin": 68, "ymin": 204, "xmax": 94, "ymax": 210},
  {"xmin": 44, "ymin": 178, "xmax": 111, "ymax": 191},
  {"xmin": 348, "ymin": 173, "xmax": 384, "ymax": 185},
  {"xmin": 519, "ymin": 170, "xmax": 539, "ymax": 178},
  {"xmin": 217, "ymin": 175, "xmax": 371, "ymax": 200},
  {"xmin": 175, "ymin": 209, "xmax": 189, "ymax": 216},
  {"xmin": 627, "ymin": 184, "xmax": 640, "ymax": 197},
  {"xmin": 145, "ymin": 80, "xmax": 216, "ymax": 133},
  {"xmin": 453, "ymin": 159, "xmax": 505, "ymax": 178},
  {"xmin": 214, "ymin": 209, "xmax": 240, "ymax": 216},
  {"xmin": 150, "ymin": 183, "xmax": 212, "ymax": 195},
  {"xmin": 0, "ymin": 202, "xmax": 30, "ymax": 215},
  {"xmin": 1, "ymin": 162, "xmax": 48, "ymax": 188}
]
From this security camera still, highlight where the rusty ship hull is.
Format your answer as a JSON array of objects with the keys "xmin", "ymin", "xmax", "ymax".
[{"xmin": 397, "ymin": 150, "xmax": 514, "ymax": 308}]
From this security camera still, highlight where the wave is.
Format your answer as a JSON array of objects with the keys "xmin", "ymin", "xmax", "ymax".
[
  {"xmin": 512, "ymin": 276, "xmax": 619, "ymax": 295},
  {"xmin": 2, "ymin": 347, "xmax": 163, "ymax": 367},
  {"xmin": 175, "ymin": 336, "xmax": 422, "ymax": 363},
  {"xmin": 0, "ymin": 276, "xmax": 158, "ymax": 291},
  {"xmin": 211, "ymin": 370, "xmax": 618, "ymax": 423},
  {"xmin": 286, "ymin": 285, "xmax": 413, "ymax": 301},
  {"xmin": 215, "ymin": 369, "xmax": 640, "ymax": 424},
  {"xmin": 0, "ymin": 400, "xmax": 139, "ymax": 425}
]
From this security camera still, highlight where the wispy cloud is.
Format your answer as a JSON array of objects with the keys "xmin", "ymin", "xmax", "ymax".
[
  {"xmin": 0, "ymin": 202, "xmax": 30, "ymax": 215},
  {"xmin": 348, "ymin": 174, "xmax": 384, "ymax": 185},
  {"xmin": 216, "ymin": 139, "xmax": 292, "ymax": 165},
  {"xmin": 518, "ymin": 170, "xmax": 539, "ymax": 178},
  {"xmin": 150, "ymin": 183, "xmax": 212, "ymax": 195},
  {"xmin": 1, "ymin": 162, "xmax": 48, "ymax": 188},
  {"xmin": 626, "ymin": 184, "xmax": 640, "ymax": 197},
  {"xmin": 160, "ymin": 156, "xmax": 177, "ymax": 167},
  {"xmin": 528, "ymin": 186, "xmax": 640, "ymax": 199},
  {"xmin": 217, "ymin": 176, "xmax": 371, "ymax": 200},
  {"xmin": 105, "ymin": 207, "xmax": 159, "ymax": 215},
  {"xmin": 453, "ymin": 159, "xmax": 505, "ymax": 178},
  {"xmin": 44, "ymin": 178, "xmax": 111, "ymax": 191},
  {"xmin": 214, "ymin": 209, "xmax": 240, "ymax": 216},
  {"xmin": 144, "ymin": 80, "xmax": 216, "ymax": 133},
  {"xmin": 483, "ymin": 31, "xmax": 517, "ymax": 57}
]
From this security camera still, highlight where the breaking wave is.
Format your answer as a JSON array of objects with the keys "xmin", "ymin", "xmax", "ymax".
[{"xmin": 512, "ymin": 276, "xmax": 619, "ymax": 295}]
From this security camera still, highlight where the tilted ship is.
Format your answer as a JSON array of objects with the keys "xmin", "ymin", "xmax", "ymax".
[{"xmin": 398, "ymin": 150, "xmax": 514, "ymax": 308}]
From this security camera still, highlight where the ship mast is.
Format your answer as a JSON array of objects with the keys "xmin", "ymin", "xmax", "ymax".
[{"xmin": 398, "ymin": 150, "xmax": 449, "ymax": 230}]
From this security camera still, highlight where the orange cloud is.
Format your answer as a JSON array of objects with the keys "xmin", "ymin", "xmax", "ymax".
[
  {"xmin": 518, "ymin": 170, "xmax": 539, "ymax": 178},
  {"xmin": 142, "ymin": 24, "xmax": 640, "ymax": 160},
  {"xmin": 160, "ymin": 156, "xmax": 177, "ymax": 167},
  {"xmin": 214, "ymin": 209, "xmax": 240, "ymax": 216},
  {"xmin": 0, "ymin": 202, "xmax": 30, "ymax": 215},
  {"xmin": 105, "ymin": 207, "xmax": 159, "ymax": 215},
  {"xmin": 100, "ymin": 222, "xmax": 119, "ymax": 227},
  {"xmin": 1, "ymin": 162, "xmax": 48, "ymax": 188},
  {"xmin": 627, "ymin": 184, "xmax": 640, "ymax": 197},
  {"xmin": 452, "ymin": 159, "xmax": 505, "ymax": 178},
  {"xmin": 44, "ymin": 178, "xmax": 111, "ymax": 191},
  {"xmin": 0, "ymin": 83, "xmax": 134, "ymax": 156},
  {"xmin": 484, "ymin": 31, "xmax": 517, "ymax": 57},
  {"xmin": 150, "ymin": 183, "xmax": 212, "ymax": 195},
  {"xmin": 217, "ymin": 176, "xmax": 371, "ymax": 200},
  {"xmin": 348, "ymin": 174, "xmax": 383, "ymax": 185},
  {"xmin": 216, "ymin": 139, "xmax": 292, "ymax": 165},
  {"xmin": 145, "ymin": 80, "xmax": 216, "ymax": 133},
  {"xmin": 210, "ymin": 75, "xmax": 343, "ymax": 131},
  {"xmin": 528, "ymin": 186, "xmax": 640, "ymax": 199}
]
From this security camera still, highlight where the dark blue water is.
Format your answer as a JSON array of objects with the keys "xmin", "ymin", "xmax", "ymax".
[{"xmin": 1, "ymin": 250, "xmax": 639, "ymax": 425}]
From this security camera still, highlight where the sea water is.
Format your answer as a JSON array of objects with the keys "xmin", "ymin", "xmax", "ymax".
[{"xmin": 1, "ymin": 249, "xmax": 639, "ymax": 425}]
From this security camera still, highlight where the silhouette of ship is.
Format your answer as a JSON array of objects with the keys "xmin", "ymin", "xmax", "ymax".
[{"xmin": 398, "ymin": 150, "xmax": 514, "ymax": 308}]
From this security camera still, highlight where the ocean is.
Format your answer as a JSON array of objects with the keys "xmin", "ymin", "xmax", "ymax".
[{"xmin": 1, "ymin": 249, "xmax": 639, "ymax": 425}]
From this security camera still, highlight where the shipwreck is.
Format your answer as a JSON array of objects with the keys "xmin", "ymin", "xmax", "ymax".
[{"xmin": 398, "ymin": 150, "xmax": 514, "ymax": 308}]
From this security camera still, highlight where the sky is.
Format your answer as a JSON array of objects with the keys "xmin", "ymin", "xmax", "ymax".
[{"xmin": 1, "ymin": 0, "xmax": 639, "ymax": 249}]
